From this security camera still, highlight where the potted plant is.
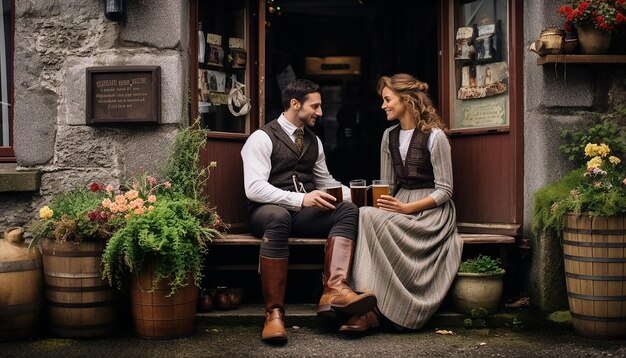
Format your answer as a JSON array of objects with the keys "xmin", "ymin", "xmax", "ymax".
[
  {"xmin": 100, "ymin": 125, "xmax": 226, "ymax": 339},
  {"xmin": 558, "ymin": 0, "xmax": 626, "ymax": 54},
  {"xmin": 532, "ymin": 115, "xmax": 626, "ymax": 339},
  {"xmin": 29, "ymin": 183, "xmax": 118, "ymax": 338},
  {"xmin": 451, "ymin": 255, "xmax": 505, "ymax": 315}
]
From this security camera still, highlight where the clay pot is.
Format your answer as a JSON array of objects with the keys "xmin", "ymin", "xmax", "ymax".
[
  {"xmin": 0, "ymin": 227, "xmax": 43, "ymax": 341},
  {"xmin": 577, "ymin": 25, "xmax": 611, "ymax": 54}
]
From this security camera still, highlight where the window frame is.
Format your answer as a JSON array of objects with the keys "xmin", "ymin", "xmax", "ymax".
[{"xmin": 0, "ymin": 0, "xmax": 14, "ymax": 162}]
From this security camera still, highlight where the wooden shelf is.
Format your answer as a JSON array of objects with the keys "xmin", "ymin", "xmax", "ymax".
[{"xmin": 537, "ymin": 54, "xmax": 626, "ymax": 65}]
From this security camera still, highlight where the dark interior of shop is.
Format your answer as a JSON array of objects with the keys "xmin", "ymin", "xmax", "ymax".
[{"xmin": 264, "ymin": 0, "xmax": 439, "ymax": 184}]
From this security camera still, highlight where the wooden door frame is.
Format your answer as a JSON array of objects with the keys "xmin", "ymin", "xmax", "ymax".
[{"xmin": 437, "ymin": 0, "xmax": 524, "ymax": 234}]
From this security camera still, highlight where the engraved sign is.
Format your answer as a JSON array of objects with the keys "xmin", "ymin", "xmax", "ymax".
[
  {"xmin": 460, "ymin": 97, "xmax": 507, "ymax": 128},
  {"xmin": 86, "ymin": 66, "xmax": 161, "ymax": 124}
]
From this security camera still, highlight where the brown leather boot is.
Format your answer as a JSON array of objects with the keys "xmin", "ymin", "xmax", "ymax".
[
  {"xmin": 317, "ymin": 236, "xmax": 377, "ymax": 318},
  {"xmin": 339, "ymin": 309, "xmax": 381, "ymax": 333},
  {"xmin": 260, "ymin": 255, "xmax": 288, "ymax": 343}
]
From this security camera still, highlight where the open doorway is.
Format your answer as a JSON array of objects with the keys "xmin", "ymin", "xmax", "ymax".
[{"xmin": 264, "ymin": 0, "xmax": 439, "ymax": 183}]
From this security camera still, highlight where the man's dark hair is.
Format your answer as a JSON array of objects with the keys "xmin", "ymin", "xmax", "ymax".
[{"xmin": 281, "ymin": 79, "xmax": 321, "ymax": 110}]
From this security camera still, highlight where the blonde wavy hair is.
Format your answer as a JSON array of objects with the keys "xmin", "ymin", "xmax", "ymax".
[{"xmin": 377, "ymin": 73, "xmax": 445, "ymax": 132}]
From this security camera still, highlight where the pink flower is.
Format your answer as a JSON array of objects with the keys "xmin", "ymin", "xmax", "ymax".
[
  {"xmin": 148, "ymin": 195, "xmax": 157, "ymax": 203},
  {"xmin": 106, "ymin": 185, "xmax": 113, "ymax": 193},
  {"xmin": 594, "ymin": 181, "xmax": 602, "ymax": 188},
  {"xmin": 623, "ymin": 178, "xmax": 626, "ymax": 185},
  {"xmin": 115, "ymin": 195, "xmax": 126, "ymax": 205},
  {"xmin": 164, "ymin": 182, "xmax": 172, "ymax": 189},
  {"xmin": 147, "ymin": 176, "xmax": 158, "ymax": 186},
  {"xmin": 100, "ymin": 211, "xmax": 107, "ymax": 219},
  {"xmin": 124, "ymin": 190, "xmax": 139, "ymax": 200}
]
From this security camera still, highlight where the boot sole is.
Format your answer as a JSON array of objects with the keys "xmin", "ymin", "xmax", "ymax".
[
  {"xmin": 316, "ymin": 305, "xmax": 337, "ymax": 319},
  {"xmin": 262, "ymin": 334, "xmax": 288, "ymax": 343},
  {"xmin": 317, "ymin": 294, "xmax": 377, "ymax": 318},
  {"xmin": 330, "ymin": 295, "xmax": 377, "ymax": 316}
]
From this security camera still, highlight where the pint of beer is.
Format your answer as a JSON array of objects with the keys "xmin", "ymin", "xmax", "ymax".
[
  {"xmin": 324, "ymin": 181, "xmax": 343, "ymax": 203},
  {"xmin": 372, "ymin": 179, "xmax": 391, "ymax": 208},
  {"xmin": 349, "ymin": 179, "xmax": 367, "ymax": 208}
]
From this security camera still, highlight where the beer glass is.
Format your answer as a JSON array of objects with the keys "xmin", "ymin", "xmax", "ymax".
[
  {"xmin": 324, "ymin": 181, "xmax": 343, "ymax": 203},
  {"xmin": 372, "ymin": 179, "xmax": 391, "ymax": 208},
  {"xmin": 349, "ymin": 179, "xmax": 367, "ymax": 208}
]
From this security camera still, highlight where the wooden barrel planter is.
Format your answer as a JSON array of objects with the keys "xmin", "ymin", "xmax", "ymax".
[
  {"xmin": 563, "ymin": 213, "xmax": 626, "ymax": 339},
  {"xmin": 130, "ymin": 262, "xmax": 198, "ymax": 339},
  {"xmin": 0, "ymin": 227, "xmax": 43, "ymax": 341},
  {"xmin": 41, "ymin": 239, "xmax": 116, "ymax": 338}
]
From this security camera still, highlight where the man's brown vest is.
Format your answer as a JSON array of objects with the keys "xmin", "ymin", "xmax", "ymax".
[{"xmin": 260, "ymin": 120, "xmax": 318, "ymax": 193}]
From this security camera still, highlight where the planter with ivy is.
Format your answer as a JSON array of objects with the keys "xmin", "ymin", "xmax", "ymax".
[{"xmin": 450, "ymin": 255, "xmax": 505, "ymax": 315}]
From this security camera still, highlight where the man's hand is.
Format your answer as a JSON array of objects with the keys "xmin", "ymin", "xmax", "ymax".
[{"xmin": 302, "ymin": 190, "xmax": 337, "ymax": 210}]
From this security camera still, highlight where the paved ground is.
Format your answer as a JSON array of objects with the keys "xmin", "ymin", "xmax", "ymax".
[
  {"xmin": 3, "ymin": 323, "xmax": 626, "ymax": 358},
  {"xmin": 3, "ymin": 305, "xmax": 626, "ymax": 358}
]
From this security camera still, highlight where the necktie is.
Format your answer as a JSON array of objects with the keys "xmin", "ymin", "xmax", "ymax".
[{"xmin": 294, "ymin": 128, "xmax": 304, "ymax": 155}]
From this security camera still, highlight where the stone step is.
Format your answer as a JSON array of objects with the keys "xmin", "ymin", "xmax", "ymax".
[{"xmin": 196, "ymin": 304, "xmax": 547, "ymax": 330}]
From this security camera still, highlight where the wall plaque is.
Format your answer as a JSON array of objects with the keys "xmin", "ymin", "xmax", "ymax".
[{"xmin": 86, "ymin": 66, "xmax": 161, "ymax": 124}]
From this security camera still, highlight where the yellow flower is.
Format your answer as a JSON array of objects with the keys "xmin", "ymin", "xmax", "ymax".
[
  {"xmin": 586, "ymin": 156, "xmax": 603, "ymax": 170},
  {"xmin": 609, "ymin": 156, "xmax": 621, "ymax": 165},
  {"xmin": 584, "ymin": 143, "xmax": 597, "ymax": 157},
  {"xmin": 597, "ymin": 143, "xmax": 610, "ymax": 157},
  {"xmin": 39, "ymin": 206, "xmax": 54, "ymax": 220}
]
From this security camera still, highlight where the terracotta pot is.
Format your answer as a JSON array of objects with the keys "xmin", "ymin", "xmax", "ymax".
[
  {"xmin": 451, "ymin": 272, "xmax": 504, "ymax": 314},
  {"xmin": 563, "ymin": 213, "xmax": 626, "ymax": 339},
  {"xmin": 576, "ymin": 25, "xmax": 612, "ymax": 54},
  {"xmin": 0, "ymin": 227, "xmax": 43, "ymax": 341}
]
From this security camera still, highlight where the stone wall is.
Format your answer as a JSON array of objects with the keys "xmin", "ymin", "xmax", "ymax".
[
  {"xmin": 3, "ymin": 0, "xmax": 189, "ymax": 230},
  {"xmin": 523, "ymin": 0, "xmax": 626, "ymax": 311}
]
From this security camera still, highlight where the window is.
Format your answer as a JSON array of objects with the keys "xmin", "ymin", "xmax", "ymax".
[
  {"xmin": 448, "ymin": 0, "xmax": 509, "ymax": 132},
  {"xmin": 0, "ymin": 0, "xmax": 12, "ymax": 160},
  {"xmin": 196, "ymin": 0, "xmax": 251, "ymax": 134}
]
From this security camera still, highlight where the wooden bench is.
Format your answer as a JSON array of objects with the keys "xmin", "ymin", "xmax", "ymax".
[{"xmin": 207, "ymin": 233, "xmax": 516, "ymax": 271}]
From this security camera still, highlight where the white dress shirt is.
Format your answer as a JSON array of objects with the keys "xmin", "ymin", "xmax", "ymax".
[{"xmin": 241, "ymin": 114, "xmax": 350, "ymax": 211}]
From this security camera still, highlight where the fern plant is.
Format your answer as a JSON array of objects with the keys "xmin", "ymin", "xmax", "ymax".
[{"xmin": 101, "ymin": 196, "xmax": 219, "ymax": 295}]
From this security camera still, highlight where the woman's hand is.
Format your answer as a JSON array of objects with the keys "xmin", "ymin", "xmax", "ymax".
[
  {"xmin": 303, "ymin": 190, "xmax": 337, "ymax": 210},
  {"xmin": 376, "ymin": 195, "xmax": 411, "ymax": 214}
]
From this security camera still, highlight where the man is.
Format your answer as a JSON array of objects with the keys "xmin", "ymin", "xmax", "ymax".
[{"xmin": 241, "ymin": 79, "xmax": 376, "ymax": 343}]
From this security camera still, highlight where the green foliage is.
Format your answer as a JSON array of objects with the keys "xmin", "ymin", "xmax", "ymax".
[
  {"xmin": 531, "ymin": 169, "xmax": 585, "ymax": 237},
  {"xmin": 164, "ymin": 121, "xmax": 211, "ymax": 202},
  {"xmin": 533, "ymin": 112, "xmax": 626, "ymax": 238},
  {"xmin": 560, "ymin": 118, "xmax": 625, "ymax": 166},
  {"xmin": 101, "ymin": 197, "xmax": 219, "ymax": 295},
  {"xmin": 29, "ymin": 185, "xmax": 109, "ymax": 248},
  {"xmin": 458, "ymin": 255, "xmax": 504, "ymax": 275},
  {"xmin": 463, "ymin": 307, "xmax": 489, "ymax": 328}
]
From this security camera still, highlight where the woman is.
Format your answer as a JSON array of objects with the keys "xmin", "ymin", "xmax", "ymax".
[{"xmin": 343, "ymin": 73, "xmax": 463, "ymax": 331}]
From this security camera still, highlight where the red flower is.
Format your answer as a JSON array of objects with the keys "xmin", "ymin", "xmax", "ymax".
[
  {"xmin": 90, "ymin": 182, "xmax": 100, "ymax": 192},
  {"xmin": 579, "ymin": 1, "xmax": 590, "ymax": 11},
  {"xmin": 560, "ymin": 5, "xmax": 573, "ymax": 14},
  {"xmin": 618, "ymin": 0, "xmax": 625, "ymax": 5},
  {"xmin": 565, "ymin": 21, "xmax": 574, "ymax": 31},
  {"xmin": 88, "ymin": 211, "xmax": 98, "ymax": 221}
]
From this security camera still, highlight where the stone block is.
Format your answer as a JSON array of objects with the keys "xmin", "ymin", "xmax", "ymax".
[
  {"xmin": 13, "ymin": 86, "xmax": 57, "ymax": 166},
  {"xmin": 39, "ymin": 169, "xmax": 121, "ymax": 196},
  {"xmin": 0, "ymin": 164, "xmax": 41, "ymax": 192},
  {"xmin": 117, "ymin": 125, "xmax": 179, "ymax": 178},
  {"xmin": 122, "ymin": 0, "xmax": 185, "ymax": 50},
  {"xmin": 54, "ymin": 126, "xmax": 120, "ymax": 168},
  {"xmin": 527, "ymin": 232, "xmax": 568, "ymax": 312}
]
